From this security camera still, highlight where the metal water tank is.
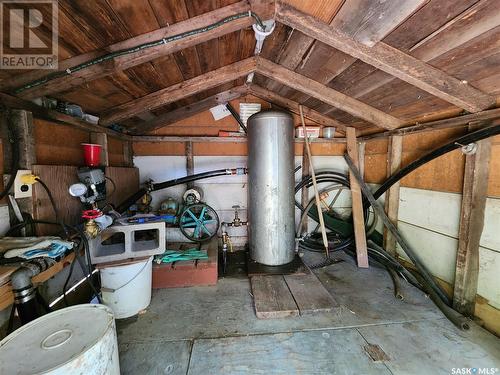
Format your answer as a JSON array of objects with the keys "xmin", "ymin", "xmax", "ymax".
[{"xmin": 248, "ymin": 110, "xmax": 295, "ymax": 266}]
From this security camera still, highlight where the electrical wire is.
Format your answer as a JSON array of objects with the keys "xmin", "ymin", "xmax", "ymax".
[{"xmin": 13, "ymin": 11, "xmax": 265, "ymax": 95}]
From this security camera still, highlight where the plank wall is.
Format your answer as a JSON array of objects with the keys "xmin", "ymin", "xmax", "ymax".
[{"xmin": 365, "ymin": 129, "xmax": 500, "ymax": 336}]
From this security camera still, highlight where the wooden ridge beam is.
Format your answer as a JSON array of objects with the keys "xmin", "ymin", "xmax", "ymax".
[
  {"xmin": 256, "ymin": 58, "xmax": 401, "ymax": 129},
  {"xmin": 276, "ymin": 2, "xmax": 495, "ymax": 113},
  {"xmin": 359, "ymin": 107, "xmax": 500, "ymax": 141},
  {"xmin": 100, "ymin": 57, "xmax": 257, "ymax": 126},
  {"xmin": 1, "ymin": 0, "xmax": 258, "ymax": 99},
  {"xmin": 249, "ymin": 84, "xmax": 346, "ymax": 133},
  {"xmin": 128, "ymin": 86, "xmax": 248, "ymax": 134},
  {"xmin": 0, "ymin": 92, "xmax": 130, "ymax": 140}
]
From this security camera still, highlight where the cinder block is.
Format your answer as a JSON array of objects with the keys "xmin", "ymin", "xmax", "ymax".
[{"xmin": 89, "ymin": 222, "xmax": 166, "ymax": 264}]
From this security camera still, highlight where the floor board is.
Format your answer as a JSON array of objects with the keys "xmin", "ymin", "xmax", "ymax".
[
  {"xmin": 119, "ymin": 340, "xmax": 192, "ymax": 375},
  {"xmin": 187, "ymin": 329, "xmax": 391, "ymax": 375}
]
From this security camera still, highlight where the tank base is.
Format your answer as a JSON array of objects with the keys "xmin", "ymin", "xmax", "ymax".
[{"xmin": 247, "ymin": 254, "xmax": 309, "ymax": 277}]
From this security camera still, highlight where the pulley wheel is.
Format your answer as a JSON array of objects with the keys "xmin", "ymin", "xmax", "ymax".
[{"xmin": 179, "ymin": 203, "xmax": 219, "ymax": 242}]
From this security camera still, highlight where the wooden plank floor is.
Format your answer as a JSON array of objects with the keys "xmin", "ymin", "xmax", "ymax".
[
  {"xmin": 250, "ymin": 271, "xmax": 339, "ymax": 319},
  {"xmin": 251, "ymin": 276, "xmax": 299, "ymax": 319}
]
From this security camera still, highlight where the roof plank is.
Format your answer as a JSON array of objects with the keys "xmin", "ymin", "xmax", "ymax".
[
  {"xmin": 276, "ymin": 2, "xmax": 495, "ymax": 113},
  {"xmin": 128, "ymin": 85, "xmax": 248, "ymax": 134},
  {"xmin": 256, "ymin": 58, "xmax": 401, "ymax": 129},
  {"xmin": 249, "ymin": 84, "xmax": 347, "ymax": 131},
  {"xmin": 99, "ymin": 57, "xmax": 257, "ymax": 125},
  {"xmin": 1, "ymin": 0, "xmax": 255, "ymax": 99}
]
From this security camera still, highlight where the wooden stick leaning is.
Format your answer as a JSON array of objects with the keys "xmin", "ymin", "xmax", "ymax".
[{"xmin": 299, "ymin": 105, "xmax": 330, "ymax": 259}]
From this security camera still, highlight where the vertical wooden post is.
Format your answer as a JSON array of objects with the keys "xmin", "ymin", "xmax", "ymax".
[
  {"xmin": 1, "ymin": 110, "xmax": 36, "ymax": 215},
  {"xmin": 383, "ymin": 135, "xmax": 402, "ymax": 255},
  {"xmin": 185, "ymin": 141, "xmax": 194, "ymax": 188},
  {"xmin": 123, "ymin": 141, "xmax": 134, "ymax": 167},
  {"xmin": 300, "ymin": 142, "xmax": 310, "ymax": 235},
  {"xmin": 90, "ymin": 132, "xmax": 109, "ymax": 167},
  {"xmin": 453, "ymin": 134, "xmax": 491, "ymax": 316},
  {"xmin": 346, "ymin": 127, "xmax": 369, "ymax": 268},
  {"xmin": 358, "ymin": 141, "xmax": 365, "ymax": 178}
]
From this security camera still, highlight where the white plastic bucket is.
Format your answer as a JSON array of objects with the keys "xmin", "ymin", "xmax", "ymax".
[
  {"xmin": 100, "ymin": 256, "xmax": 153, "ymax": 319},
  {"xmin": 0, "ymin": 304, "xmax": 120, "ymax": 374}
]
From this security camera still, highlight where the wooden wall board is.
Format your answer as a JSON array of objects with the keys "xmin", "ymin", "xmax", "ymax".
[
  {"xmin": 105, "ymin": 167, "xmax": 140, "ymax": 208},
  {"xmin": 108, "ymin": 136, "xmax": 126, "ymax": 167},
  {"xmin": 250, "ymin": 275, "xmax": 299, "ymax": 319},
  {"xmin": 32, "ymin": 165, "xmax": 81, "ymax": 235},
  {"xmin": 34, "ymin": 118, "xmax": 89, "ymax": 166},
  {"xmin": 284, "ymin": 273, "xmax": 339, "ymax": 315}
]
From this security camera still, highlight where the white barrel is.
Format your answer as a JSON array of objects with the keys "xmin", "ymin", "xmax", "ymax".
[
  {"xmin": 100, "ymin": 256, "xmax": 153, "ymax": 319},
  {"xmin": 0, "ymin": 304, "xmax": 119, "ymax": 374}
]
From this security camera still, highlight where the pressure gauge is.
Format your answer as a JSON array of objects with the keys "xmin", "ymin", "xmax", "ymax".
[{"xmin": 69, "ymin": 183, "xmax": 88, "ymax": 197}]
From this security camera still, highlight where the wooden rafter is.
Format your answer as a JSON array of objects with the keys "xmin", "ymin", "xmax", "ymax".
[
  {"xmin": 99, "ymin": 57, "xmax": 257, "ymax": 126},
  {"xmin": 128, "ymin": 86, "xmax": 248, "ymax": 134},
  {"xmin": 360, "ymin": 108, "xmax": 500, "ymax": 141},
  {"xmin": 256, "ymin": 58, "xmax": 402, "ymax": 129},
  {"xmin": 0, "ymin": 0, "xmax": 260, "ymax": 99},
  {"xmin": 276, "ymin": 2, "xmax": 495, "ymax": 113},
  {"xmin": 249, "ymin": 84, "xmax": 347, "ymax": 133}
]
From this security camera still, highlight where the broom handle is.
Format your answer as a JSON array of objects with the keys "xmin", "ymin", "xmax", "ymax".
[{"xmin": 299, "ymin": 105, "xmax": 330, "ymax": 259}]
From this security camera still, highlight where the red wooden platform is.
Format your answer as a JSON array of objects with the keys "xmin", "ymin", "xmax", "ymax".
[{"xmin": 152, "ymin": 239, "xmax": 218, "ymax": 288}]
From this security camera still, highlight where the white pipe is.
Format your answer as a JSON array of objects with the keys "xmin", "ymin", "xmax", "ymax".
[{"xmin": 246, "ymin": 20, "xmax": 275, "ymax": 84}]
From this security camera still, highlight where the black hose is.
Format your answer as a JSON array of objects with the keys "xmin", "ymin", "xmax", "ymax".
[
  {"xmin": 226, "ymin": 103, "xmax": 247, "ymax": 133},
  {"xmin": 35, "ymin": 178, "xmax": 59, "ymax": 222},
  {"xmin": 0, "ymin": 111, "xmax": 19, "ymax": 201},
  {"xmin": 373, "ymin": 124, "xmax": 500, "ymax": 201},
  {"xmin": 116, "ymin": 168, "xmax": 247, "ymax": 214}
]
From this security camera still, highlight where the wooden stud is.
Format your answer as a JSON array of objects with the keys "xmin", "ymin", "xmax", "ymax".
[
  {"xmin": 90, "ymin": 132, "xmax": 109, "ymax": 167},
  {"xmin": 129, "ymin": 86, "xmax": 247, "ymax": 134},
  {"xmin": 383, "ymin": 136, "xmax": 402, "ymax": 255},
  {"xmin": 100, "ymin": 57, "xmax": 257, "ymax": 125},
  {"xmin": 185, "ymin": 141, "xmax": 194, "ymax": 189},
  {"xmin": 1, "ymin": 110, "xmax": 36, "ymax": 216},
  {"xmin": 345, "ymin": 127, "xmax": 369, "ymax": 268},
  {"xmin": 300, "ymin": 142, "xmax": 310, "ymax": 235},
  {"xmin": 123, "ymin": 141, "xmax": 134, "ymax": 167},
  {"xmin": 256, "ymin": 58, "xmax": 401, "ymax": 129},
  {"xmin": 359, "ymin": 108, "xmax": 500, "ymax": 141},
  {"xmin": 276, "ymin": 2, "xmax": 495, "ymax": 113},
  {"xmin": 2, "ymin": 1, "xmax": 257, "ymax": 99},
  {"xmin": 358, "ymin": 141, "xmax": 365, "ymax": 178},
  {"xmin": 453, "ymin": 127, "xmax": 492, "ymax": 316}
]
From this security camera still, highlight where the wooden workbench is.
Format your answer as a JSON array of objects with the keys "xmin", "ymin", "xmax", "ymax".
[{"xmin": 0, "ymin": 252, "xmax": 75, "ymax": 311}]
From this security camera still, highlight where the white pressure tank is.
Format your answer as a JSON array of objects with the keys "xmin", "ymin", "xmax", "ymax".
[{"xmin": 0, "ymin": 304, "xmax": 120, "ymax": 374}]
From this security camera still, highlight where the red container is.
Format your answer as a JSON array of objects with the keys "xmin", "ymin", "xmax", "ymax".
[{"xmin": 82, "ymin": 143, "xmax": 102, "ymax": 167}]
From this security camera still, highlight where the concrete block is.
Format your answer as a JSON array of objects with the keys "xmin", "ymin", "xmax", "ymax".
[{"xmin": 89, "ymin": 222, "xmax": 165, "ymax": 264}]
